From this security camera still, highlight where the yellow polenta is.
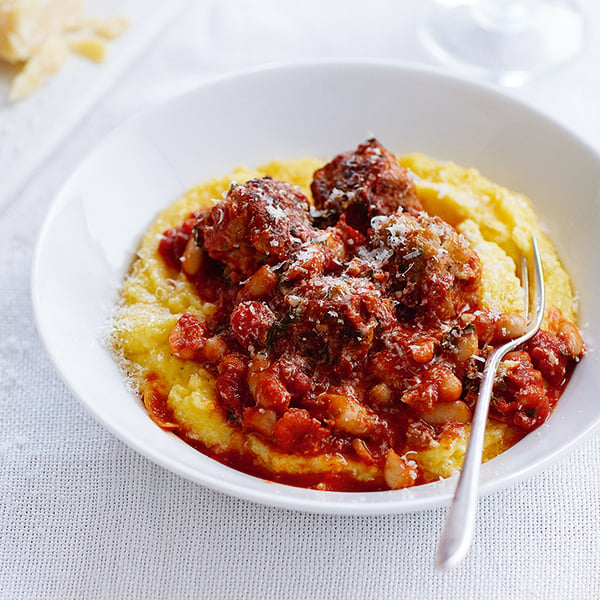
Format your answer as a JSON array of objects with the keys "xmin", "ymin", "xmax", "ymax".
[
  {"xmin": 111, "ymin": 154, "xmax": 577, "ymax": 487},
  {"xmin": 399, "ymin": 153, "xmax": 576, "ymax": 322}
]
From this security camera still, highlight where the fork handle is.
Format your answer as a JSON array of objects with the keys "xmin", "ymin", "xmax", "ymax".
[
  {"xmin": 436, "ymin": 348, "xmax": 502, "ymax": 569},
  {"xmin": 437, "ymin": 326, "xmax": 543, "ymax": 568}
]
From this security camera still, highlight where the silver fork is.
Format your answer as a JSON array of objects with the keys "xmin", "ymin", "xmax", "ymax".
[{"xmin": 436, "ymin": 235, "xmax": 545, "ymax": 569}]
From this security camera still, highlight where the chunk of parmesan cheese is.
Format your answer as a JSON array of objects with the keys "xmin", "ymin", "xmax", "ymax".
[
  {"xmin": 0, "ymin": 0, "xmax": 129, "ymax": 101},
  {"xmin": 0, "ymin": 0, "xmax": 81, "ymax": 63},
  {"xmin": 69, "ymin": 36, "xmax": 105, "ymax": 63},
  {"xmin": 8, "ymin": 33, "xmax": 68, "ymax": 101}
]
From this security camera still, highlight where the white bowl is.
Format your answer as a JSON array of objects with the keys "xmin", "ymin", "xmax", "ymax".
[{"xmin": 32, "ymin": 61, "xmax": 600, "ymax": 514}]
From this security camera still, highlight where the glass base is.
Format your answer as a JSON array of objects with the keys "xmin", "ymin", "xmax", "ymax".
[{"xmin": 422, "ymin": 1, "xmax": 585, "ymax": 87}]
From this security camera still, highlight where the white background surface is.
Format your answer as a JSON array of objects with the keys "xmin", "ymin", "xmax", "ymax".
[{"xmin": 1, "ymin": 0, "xmax": 599, "ymax": 598}]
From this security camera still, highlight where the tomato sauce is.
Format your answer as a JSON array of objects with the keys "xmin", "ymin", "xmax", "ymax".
[{"xmin": 150, "ymin": 139, "xmax": 584, "ymax": 491}]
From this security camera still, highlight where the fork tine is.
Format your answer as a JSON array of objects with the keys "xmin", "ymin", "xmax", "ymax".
[
  {"xmin": 520, "ymin": 253, "xmax": 529, "ymax": 320},
  {"xmin": 531, "ymin": 234, "xmax": 545, "ymax": 331},
  {"xmin": 436, "ymin": 234, "xmax": 545, "ymax": 570}
]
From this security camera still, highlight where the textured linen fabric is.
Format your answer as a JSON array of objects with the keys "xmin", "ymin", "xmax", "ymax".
[{"xmin": 2, "ymin": 1, "xmax": 600, "ymax": 598}]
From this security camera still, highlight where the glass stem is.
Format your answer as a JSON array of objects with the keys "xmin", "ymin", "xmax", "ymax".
[{"xmin": 473, "ymin": 0, "xmax": 542, "ymax": 33}]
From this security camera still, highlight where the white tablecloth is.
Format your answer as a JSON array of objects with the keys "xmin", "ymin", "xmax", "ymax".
[{"xmin": 1, "ymin": 1, "xmax": 599, "ymax": 598}]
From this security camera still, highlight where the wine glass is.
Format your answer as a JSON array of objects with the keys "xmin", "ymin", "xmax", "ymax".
[{"xmin": 422, "ymin": 0, "xmax": 586, "ymax": 87}]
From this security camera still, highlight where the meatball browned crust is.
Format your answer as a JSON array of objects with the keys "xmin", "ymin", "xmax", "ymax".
[
  {"xmin": 202, "ymin": 177, "xmax": 314, "ymax": 279},
  {"xmin": 310, "ymin": 138, "xmax": 422, "ymax": 232},
  {"xmin": 365, "ymin": 211, "xmax": 482, "ymax": 319}
]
